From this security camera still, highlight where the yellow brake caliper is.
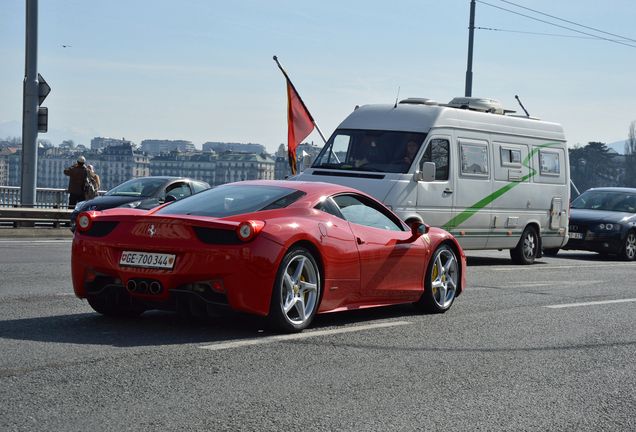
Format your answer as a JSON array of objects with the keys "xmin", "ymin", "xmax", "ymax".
[{"xmin": 432, "ymin": 264, "xmax": 438, "ymax": 295}]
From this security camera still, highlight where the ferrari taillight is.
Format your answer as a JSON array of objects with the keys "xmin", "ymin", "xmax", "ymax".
[
  {"xmin": 236, "ymin": 220, "xmax": 265, "ymax": 242},
  {"xmin": 77, "ymin": 211, "xmax": 95, "ymax": 232}
]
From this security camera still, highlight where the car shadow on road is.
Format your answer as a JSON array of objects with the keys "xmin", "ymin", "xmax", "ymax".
[{"xmin": 0, "ymin": 303, "xmax": 424, "ymax": 348}]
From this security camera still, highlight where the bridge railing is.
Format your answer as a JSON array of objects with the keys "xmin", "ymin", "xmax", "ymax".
[
  {"xmin": 0, "ymin": 186, "xmax": 71, "ymax": 209},
  {"xmin": 0, "ymin": 187, "xmax": 74, "ymax": 228}
]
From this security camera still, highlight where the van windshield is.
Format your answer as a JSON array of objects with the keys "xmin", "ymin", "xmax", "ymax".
[{"xmin": 312, "ymin": 129, "xmax": 427, "ymax": 174}]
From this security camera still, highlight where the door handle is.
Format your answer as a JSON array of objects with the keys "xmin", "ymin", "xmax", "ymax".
[
  {"xmin": 444, "ymin": 188, "xmax": 453, "ymax": 194},
  {"xmin": 356, "ymin": 237, "xmax": 365, "ymax": 245}
]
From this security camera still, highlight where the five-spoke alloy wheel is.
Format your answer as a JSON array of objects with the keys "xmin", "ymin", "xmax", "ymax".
[
  {"xmin": 268, "ymin": 247, "xmax": 321, "ymax": 333},
  {"xmin": 414, "ymin": 244, "xmax": 459, "ymax": 313}
]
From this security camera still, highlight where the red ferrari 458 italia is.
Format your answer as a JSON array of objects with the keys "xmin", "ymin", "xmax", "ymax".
[{"xmin": 72, "ymin": 180, "xmax": 466, "ymax": 332}]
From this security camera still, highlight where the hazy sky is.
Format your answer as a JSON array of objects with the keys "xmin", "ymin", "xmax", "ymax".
[{"xmin": 2, "ymin": 0, "xmax": 636, "ymax": 153}]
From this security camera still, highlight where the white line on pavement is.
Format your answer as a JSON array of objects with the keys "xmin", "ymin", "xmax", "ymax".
[
  {"xmin": 491, "ymin": 263, "xmax": 634, "ymax": 271},
  {"xmin": 200, "ymin": 321, "xmax": 412, "ymax": 351},
  {"xmin": 545, "ymin": 298, "xmax": 636, "ymax": 309}
]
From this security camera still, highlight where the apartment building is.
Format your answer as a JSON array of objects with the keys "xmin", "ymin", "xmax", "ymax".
[{"xmin": 140, "ymin": 139, "xmax": 196, "ymax": 156}]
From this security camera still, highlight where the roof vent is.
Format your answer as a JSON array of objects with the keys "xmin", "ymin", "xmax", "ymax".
[
  {"xmin": 445, "ymin": 97, "xmax": 515, "ymax": 115},
  {"xmin": 398, "ymin": 98, "xmax": 438, "ymax": 106}
]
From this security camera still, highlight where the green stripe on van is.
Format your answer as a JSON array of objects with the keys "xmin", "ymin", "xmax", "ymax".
[{"xmin": 442, "ymin": 142, "xmax": 560, "ymax": 231}]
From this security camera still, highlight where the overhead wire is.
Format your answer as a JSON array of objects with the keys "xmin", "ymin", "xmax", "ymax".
[
  {"xmin": 497, "ymin": 0, "xmax": 636, "ymax": 43},
  {"xmin": 476, "ymin": 0, "xmax": 636, "ymax": 49},
  {"xmin": 475, "ymin": 27, "xmax": 626, "ymax": 41}
]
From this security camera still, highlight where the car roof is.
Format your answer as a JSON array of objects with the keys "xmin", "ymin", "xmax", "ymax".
[{"xmin": 583, "ymin": 187, "xmax": 636, "ymax": 194}]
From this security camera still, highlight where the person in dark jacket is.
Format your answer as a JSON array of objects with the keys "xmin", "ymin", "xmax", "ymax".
[{"xmin": 64, "ymin": 156, "xmax": 96, "ymax": 207}]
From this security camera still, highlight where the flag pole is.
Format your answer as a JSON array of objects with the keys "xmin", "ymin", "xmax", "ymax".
[{"xmin": 273, "ymin": 56, "xmax": 327, "ymax": 144}]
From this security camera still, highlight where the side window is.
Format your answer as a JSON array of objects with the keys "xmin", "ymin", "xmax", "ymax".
[
  {"xmin": 165, "ymin": 183, "xmax": 192, "ymax": 201},
  {"xmin": 332, "ymin": 194, "xmax": 403, "ymax": 231},
  {"xmin": 539, "ymin": 150, "xmax": 560, "ymax": 175},
  {"xmin": 500, "ymin": 147, "xmax": 522, "ymax": 166},
  {"xmin": 421, "ymin": 139, "xmax": 449, "ymax": 180},
  {"xmin": 192, "ymin": 182, "xmax": 208, "ymax": 193},
  {"xmin": 460, "ymin": 143, "xmax": 489, "ymax": 176},
  {"xmin": 314, "ymin": 197, "xmax": 344, "ymax": 219}
]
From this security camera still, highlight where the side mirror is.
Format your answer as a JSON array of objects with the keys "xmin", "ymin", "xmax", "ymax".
[
  {"xmin": 165, "ymin": 194, "xmax": 177, "ymax": 203},
  {"xmin": 410, "ymin": 221, "xmax": 430, "ymax": 236},
  {"xmin": 414, "ymin": 162, "xmax": 435, "ymax": 182}
]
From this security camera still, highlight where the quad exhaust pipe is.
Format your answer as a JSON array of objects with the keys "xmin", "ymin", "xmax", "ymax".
[{"xmin": 126, "ymin": 278, "xmax": 163, "ymax": 295}]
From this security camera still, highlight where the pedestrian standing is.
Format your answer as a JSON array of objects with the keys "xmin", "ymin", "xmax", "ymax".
[
  {"xmin": 87, "ymin": 164, "xmax": 101, "ymax": 190},
  {"xmin": 64, "ymin": 156, "xmax": 96, "ymax": 207}
]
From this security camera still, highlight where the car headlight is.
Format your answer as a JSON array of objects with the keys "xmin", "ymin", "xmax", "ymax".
[
  {"xmin": 120, "ymin": 201, "xmax": 142, "ymax": 209},
  {"xmin": 597, "ymin": 223, "xmax": 620, "ymax": 231}
]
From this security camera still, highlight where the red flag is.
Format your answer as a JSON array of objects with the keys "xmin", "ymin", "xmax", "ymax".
[{"xmin": 286, "ymin": 81, "xmax": 314, "ymax": 175}]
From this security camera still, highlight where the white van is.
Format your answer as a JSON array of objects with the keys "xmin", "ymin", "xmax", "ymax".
[{"xmin": 293, "ymin": 97, "xmax": 570, "ymax": 264}]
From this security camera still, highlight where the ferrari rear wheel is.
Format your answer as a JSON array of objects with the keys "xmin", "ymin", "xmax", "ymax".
[
  {"xmin": 414, "ymin": 244, "xmax": 458, "ymax": 313},
  {"xmin": 268, "ymin": 247, "xmax": 321, "ymax": 333},
  {"xmin": 87, "ymin": 294, "xmax": 144, "ymax": 317}
]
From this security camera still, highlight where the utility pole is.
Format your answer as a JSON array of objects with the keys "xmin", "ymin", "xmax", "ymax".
[
  {"xmin": 22, "ymin": 0, "xmax": 50, "ymax": 208},
  {"xmin": 465, "ymin": 0, "xmax": 476, "ymax": 97},
  {"xmin": 21, "ymin": 0, "xmax": 39, "ymax": 207}
]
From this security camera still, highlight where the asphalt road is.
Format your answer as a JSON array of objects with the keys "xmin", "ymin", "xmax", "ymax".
[{"xmin": 1, "ymin": 238, "xmax": 635, "ymax": 431}]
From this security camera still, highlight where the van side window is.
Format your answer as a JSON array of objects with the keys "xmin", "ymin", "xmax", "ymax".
[
  {"xmin": 421, "ymin": 139, "xmax": 449, "ymax": 180},
  {"xmin": 461, "ymin": 144, "xmax": 489, "ymax": 175},
  {"xmin": 539, "ymin": 150, "xmax": 560, "ymax": 175},
  {"xmin": 500, "ymin": 148, "xmax": 522, "ymax": 166}
]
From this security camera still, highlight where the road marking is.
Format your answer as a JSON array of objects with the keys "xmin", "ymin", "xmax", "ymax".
[
  {"xmin": 545, "ymin": 298, "xmax": 636, "ymax": 309},
  {"xmin": 200, "ymin": 321, "xmax": 412, "ymax": 351},
  {"xmin": 490, "ymin": 263, "xmax": 634, "ymax": 271}
]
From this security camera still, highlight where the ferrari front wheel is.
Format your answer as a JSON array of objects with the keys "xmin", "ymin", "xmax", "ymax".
[
  {"xmin": 268, "ymin": 247, "xmax": 321, "ymax": 333},
  {"xmin": 414, "ymin": 244, "xmax": 458, "ymax": 313}
]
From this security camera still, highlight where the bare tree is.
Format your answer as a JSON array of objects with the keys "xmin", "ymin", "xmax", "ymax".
[{"xmin": 624, "ymin": 121, "xmax": 636, "ymax": 187}]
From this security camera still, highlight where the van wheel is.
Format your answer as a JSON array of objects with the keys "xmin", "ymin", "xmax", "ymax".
[{"xmin": 510, "ymin": 226, "xmax": 538, "ymax": 265}]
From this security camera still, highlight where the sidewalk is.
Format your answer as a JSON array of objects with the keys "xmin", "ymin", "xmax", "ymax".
[{"xmin": 0, "ymin": 227, "xmax": 74, "ymax": 238}]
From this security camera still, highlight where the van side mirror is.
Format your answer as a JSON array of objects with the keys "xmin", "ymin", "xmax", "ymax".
[
  {"xmin": 165, "ymin": 194, "xmax": 177, "ymax": 203},
  {"xmin": 410, "ymin": 221, "xmax": 430, "ymax": 236},
  {"xmin": 415, "ymin": 162, "xmax": 436, "ymax": 182}
]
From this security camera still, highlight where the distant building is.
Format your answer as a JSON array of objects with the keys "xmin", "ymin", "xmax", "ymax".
[
  {"xmin": 273, "ymin": 142, "xmax": 323, "ymax": 180},
  {"xmin": 215, "ymin": 153, "xmax": 275, "ymax": 185},
  {"xmin": 149, "ymin": 149, "xmax": 217, "ymax": 186},
  {"xmin": 91, "ymin": 137, "xmax": 132, "ymax": 150},
  {"xmin": 141, "ymin": 139, "xmax": 196, "ymax": 156},
  {"xmin": 0, "ymin": 147, "xmax": 19, "ymax": 186},
  {"xmin": 93, "ymin": 143, "xmax": 150, "ymax": 190},
  {"xmin": 202, "ymin": 142, "xmax": 266, "ymax": 154}
]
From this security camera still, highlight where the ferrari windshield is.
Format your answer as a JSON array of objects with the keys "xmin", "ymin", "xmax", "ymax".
[
  {"xmin": 571, "ymin": 190, "xmax": 636, "ymax": 213},
  {"xmin": 155, "ymin": 184, "xmax": 306, "ymax": 217},
  {"xmin": 105, "ymin": 178, "xmax": 166, "ymax": 198},
  {"xmin": 312, "ymin": 129, "xmax": 427, "ymax": 173}
]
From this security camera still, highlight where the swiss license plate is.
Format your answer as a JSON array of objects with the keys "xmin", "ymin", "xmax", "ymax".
[
  {"xmin": 570, "ymin": 232, "xmax": 583, "ymax": 240},
  {"xmin": 119, "ymin": 251, "xmax": 176, "ymax": 269}
]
